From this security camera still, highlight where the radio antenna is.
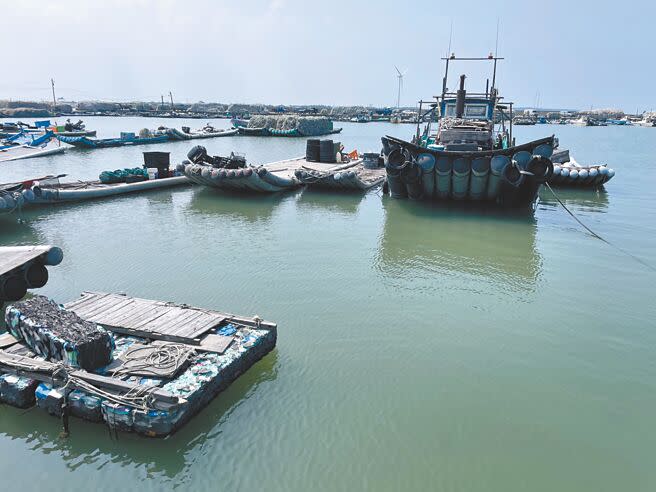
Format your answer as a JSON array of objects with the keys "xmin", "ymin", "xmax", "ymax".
[{"xmin": 494, "ymin": 18, "xmax": 500, "ymax": 57}]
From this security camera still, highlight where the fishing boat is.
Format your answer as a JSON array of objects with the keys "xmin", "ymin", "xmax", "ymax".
[
  {"xmin": 636, "ymin": 114, "xmax": 656, "ymax": 127},
  {"xmin": 181, "ymin": 146, "xmax": 302, "ymax": 193},
  {"xmin": 0, "ymin": 174, "xmax": 190, "ymax": 212},
  {"xmin": 381, "ymin": 54, "xmax": 555, "ymax": 208},
  {"xmin": 0, "ymin": 131, "xmax": 65, "ymax": 163}
]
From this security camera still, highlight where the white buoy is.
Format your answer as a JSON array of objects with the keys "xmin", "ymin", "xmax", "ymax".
[
  {"xmin": 569, "ymin": 169, "xmax": 579, "ymax": 179},
  {"xmin": 561, "ymin": 168, "xmax": 570, "ymax": 177},
  {"xmin": 588, "ymin": 168, "xmax": 598, "ymax": 178},
  {"xmin": 578, "ymin": 169, "xmax": 589, "ymax": 180},
  {"xmin": 607, "ymin": 168, "xmax": 615, "ymax": 178},
  {"xmin": 553, "ymin": 165, "xmax": 562, "ymax": 175}
]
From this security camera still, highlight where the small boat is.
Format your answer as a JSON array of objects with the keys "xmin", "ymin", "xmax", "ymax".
[
  {"xmin": 0, "ymin": 174, "xmax": 190, "ymax": 212},
  {"xmin": 295, "ymin": 153, "xmax": 386, "ymax": 191},
  {"xmin": 383, "ymin": 54, "xmax": 555, "ymax": 208},
  {"xmin": 512, "ymin": 117, "xmax": 536, "ymax": 125},
  {"xmin": 180, "ymin": 146, "xmax": 302, "ymax": 193},
  {"xmin": 636, "ymin": 116, "xmax": 656, "ymax": 127},
  {"xmin": 56, "ymin": 133, "xmax": 169, "ymax": 149},
  {"xmin": 183, "ymin": 125, "xmax": 239, "ymax": 139},
  {"xmin": 0, "ymin": 131, "xmax": 65, "ymax": 163},
  {"xmin": 548, "ymin": 148, "xmax": 614, "ymax": 187},
  {"xmin": 230, "ymin": 117, "xmax": 249, "ymax": 128}
]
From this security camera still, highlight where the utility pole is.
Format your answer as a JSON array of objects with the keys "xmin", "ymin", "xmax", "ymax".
[
  {"xmin": 161, "ymin": 94, "xmax": 164, "ymax": 109},
  {"xmin": 169, "ymin": 91, "xmax": 174, "ymax": 110},
  {"xmin": 51, "ymin": 78, "xmax": 57, "ymax": 114}
]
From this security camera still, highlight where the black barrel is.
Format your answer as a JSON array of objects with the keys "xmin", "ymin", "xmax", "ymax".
[
  {"xmin": 385, "ymin": 148, "xmax": 408, "ymax": 198},
  {"xmin": 320, "ymin": 139, "xmax": 335, "ymax": 163},
  {"xmin": 143, "ymin": 151, "xmax": 171, "ymax": 178},
  {"xmin": 400, "ymin": 160, "xmax": 423, "ymax": 200},
  {"xmin": 306, "ymin": 139, "xmax": 320, "ymax": 161}
]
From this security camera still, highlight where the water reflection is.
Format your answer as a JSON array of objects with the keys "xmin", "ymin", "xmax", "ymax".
[
  {"xmin": 376, "ymin": 198, "xmax": 541, "ymax": 288},
  {"xmin": 295, "ymin": 188, "xmax": 366, "ymax": 216},
  {"xmin": 0, "ymin": 350, "xmax": 278, "ymax": 481},
  {"xmin": 538, "ymin": 187, "xmax": 610, "ymax": 213},
  {"xmin": 186, "ymin": 187, "xmax": 295, "ymax": 223}
]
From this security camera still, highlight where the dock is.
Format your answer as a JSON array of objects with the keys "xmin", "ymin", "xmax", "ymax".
[{"xmin": 0, "ymin": 245, "xmax": 63, "ymax": 303}]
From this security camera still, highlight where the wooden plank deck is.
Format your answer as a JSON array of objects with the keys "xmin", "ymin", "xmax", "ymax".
[
  {"xmin": 65, "ymin": 292, "xmax": 228, "ymax": 344},
  {"xmin": 0, "ymin": 245, "xmax": 57, "ymax": 277}
]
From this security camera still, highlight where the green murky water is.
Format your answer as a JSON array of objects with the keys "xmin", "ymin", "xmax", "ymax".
[{"xmin": 1, "ymin": 118, "xmax": 655, "ymax": 491}]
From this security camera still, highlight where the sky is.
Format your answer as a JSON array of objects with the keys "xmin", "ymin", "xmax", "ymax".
[{"xmin": 1, "ymin": 0, "xmax": 653, "ymax": 112}]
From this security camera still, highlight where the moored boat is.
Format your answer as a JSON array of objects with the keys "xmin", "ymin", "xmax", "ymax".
[
  {"xmin": 549, "ymin": 148, "xmax": 615, "ymax": 187},
  {"xmin": 382, "ymin": 54, "xmax": 555, "ymax": 208},
  {"xmin": 0, "ymin": 131, "xmax": 65, "ymax": 163},
  {"xmin": 181, "ymin": 145, "xmax": 302, "ymax": 193},
  {"xmin": 56, "ymin": 133, "xmax": 169, "ymax": 149}
]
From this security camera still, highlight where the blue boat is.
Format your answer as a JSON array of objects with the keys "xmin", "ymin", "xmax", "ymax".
[{"xmin": 56, "ymin": 133, "xmax": 170, "ymax": 149}]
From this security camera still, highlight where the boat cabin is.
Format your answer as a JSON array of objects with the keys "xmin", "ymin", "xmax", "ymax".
[{"xmin": 414, "ymin": 55, "xmax": 514, "ymax": 152}]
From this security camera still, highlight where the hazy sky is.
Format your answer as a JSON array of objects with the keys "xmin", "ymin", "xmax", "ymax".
[{"xmin": 2, "ymin": 0, "xmax": 653, "ymax": 111}]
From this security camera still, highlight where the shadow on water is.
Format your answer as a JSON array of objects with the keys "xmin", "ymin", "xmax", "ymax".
[
  {"xmin": 0, "ymin": 212, "xmax": 47, "ymax": 244},
  {"xmin": 295, "ymin": 188, "xmax": 368, "ymax": 216},
  {"xmin": 375, "ymin": 197, "xmax": 541, "ymax": 288},
  {"xmin": 186, "ymin": 187, "xmax": 296, "ymax": 224},
  {"xmin": 0, "ymin": 350, "xmax": 279, "ymax": 480},
  {"xmin": 538, "ymin": 186, "xmax": 610, "ymax": 213}
]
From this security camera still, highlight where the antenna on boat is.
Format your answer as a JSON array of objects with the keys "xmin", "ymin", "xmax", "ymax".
[
  {"xmin": 395, "ymin": 66, "xmax": 407, "ymax": 108},
  {"xmin": 494, "ymin": 18, "xmax": 500, "ymax": 57},
  {"xmin": 51, "ymin": 79, "xmax": 57, "ymax": 115},
  {"xmin": 442, "ymin": 21, "xmax": 453, "ymax": 97}
]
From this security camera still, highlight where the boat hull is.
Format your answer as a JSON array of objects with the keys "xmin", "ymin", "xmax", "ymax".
[{"xmin": 381, "ymin": 135, "xmax": 555, "ymax": 208}]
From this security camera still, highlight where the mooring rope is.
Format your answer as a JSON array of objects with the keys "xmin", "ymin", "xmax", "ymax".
[{"xmin": 545, "ymin": 183, "xmax": 656, "ymax": 272}]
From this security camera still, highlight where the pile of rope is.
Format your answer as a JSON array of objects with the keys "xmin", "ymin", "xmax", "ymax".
[{"xmin": 109, "ymin": 343, "xmax": 196, "ymax": 378}]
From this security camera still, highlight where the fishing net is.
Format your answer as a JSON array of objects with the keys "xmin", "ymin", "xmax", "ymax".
[
  {"xmin": 4, "ymin": 296, "xmax": 115, "ymax": 371},
  {"xmin": 247, "ymin": 116, "xmax": 333, "ymax": 136}
]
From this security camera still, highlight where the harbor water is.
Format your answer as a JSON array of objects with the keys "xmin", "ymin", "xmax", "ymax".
[{"xmin": 1, "ymin": 118, "xmax": 655, "ymax": 491}]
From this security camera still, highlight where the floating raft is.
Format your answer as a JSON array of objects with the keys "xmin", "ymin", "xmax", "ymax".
[
  {"xmin": 0, "ymin": 176, "xmax": 190, "ymax": 212},
  {"xmin": 181, "ymin": 156, "xmax": 305, "ymax": 193},
  {"xmin": 0, "ymin": 292, "xmax": 277, "ymax": 437},
  {"xmin": 382, "ymin": 135, "xmax": 555, "ymax": 208},
  {"xmin": 294, "ymin": 159, "xmax": 386, "ymax": 191},
  {"xmin": 56, "ymin": 134, "xmax": 169, "ymax": 149},
  {"xmin": 548, "ymin": 149, "xmax": 615, "ymax": 187}
]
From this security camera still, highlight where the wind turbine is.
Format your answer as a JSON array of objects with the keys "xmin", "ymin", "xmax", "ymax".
[{"xmin": 395, "ymin": 66, "xmax": 407, "ymax": 108}]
